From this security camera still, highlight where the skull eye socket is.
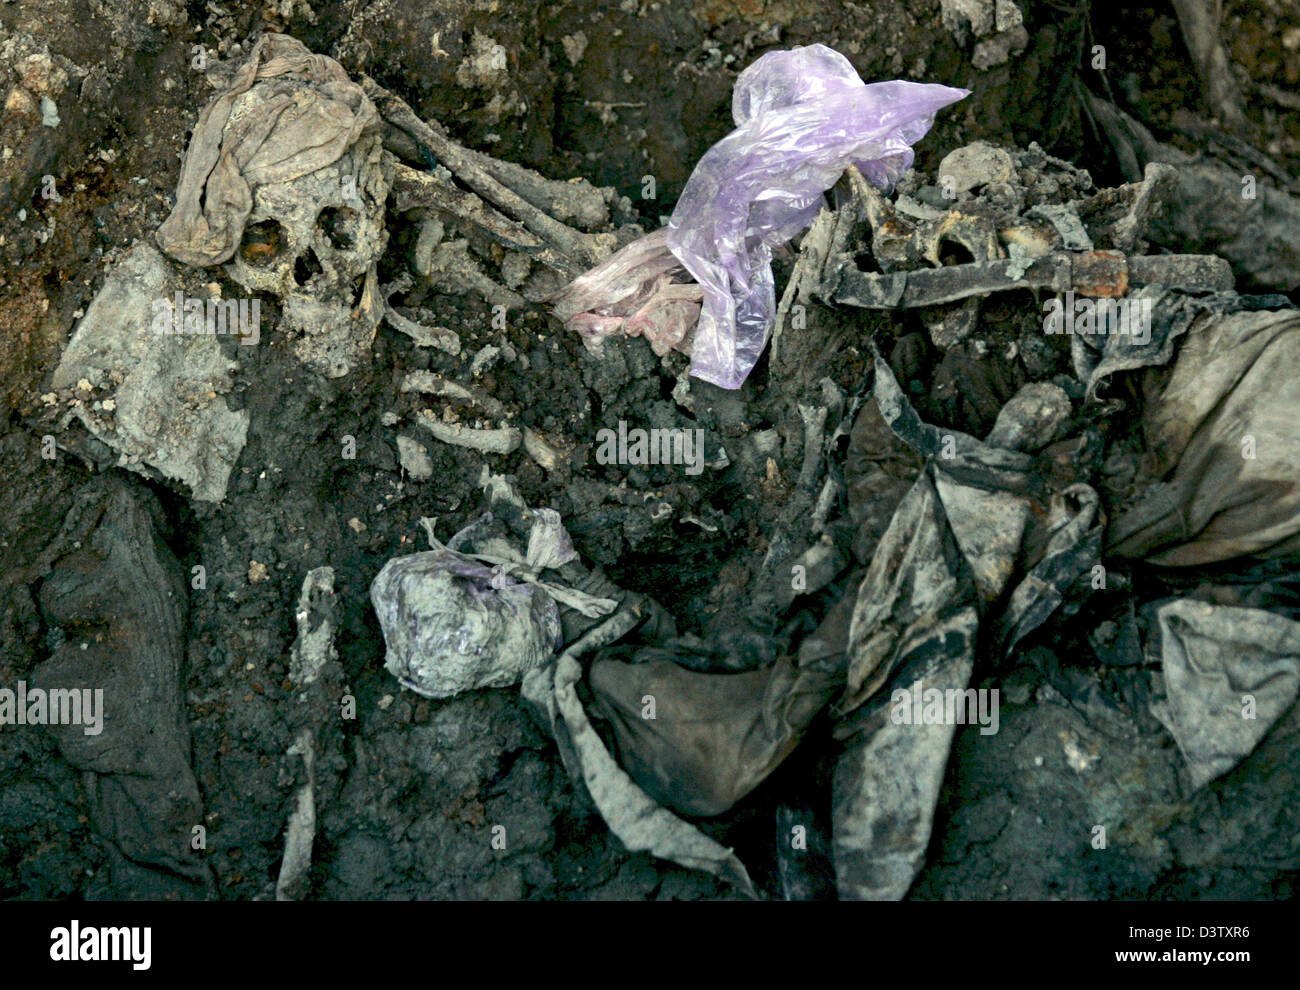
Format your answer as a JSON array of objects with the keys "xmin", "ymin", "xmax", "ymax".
[
  {"xmin": 938, "ymin": 238, "xmax": 975, "ymax": 266},
  {"xmin": 854, "ymin": 250, "xmax": 881, "ymax": 273},
  {"xmin": 318, "ymin": 206, "xmax": 359, "ymax": 251},
  {"xmin": 239, "ymin": 219, "xmax": 286, "ymax": 266}
]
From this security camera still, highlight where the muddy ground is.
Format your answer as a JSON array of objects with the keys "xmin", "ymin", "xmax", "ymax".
[{"xmin": 1, "ymin": 0, "xmax": 1298, "ymax": 900}]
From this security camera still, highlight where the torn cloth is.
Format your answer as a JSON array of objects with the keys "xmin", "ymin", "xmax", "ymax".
[
  {"xmin": 831, "ymin": 355, "xmax": 1102, "ymax": 900},
  {"xmin": 1149, "ymin": 599, "xmax": 1300, "ymax": 790},
  {"xmin": 521, "ymin": 610, "xmax": 758, "ymax": 897},
  {"xmin": 588, "ymin": 594, "xmax": 851, "ymax": 819},
  {"xmin": 1107, "ymin": 306, "xmax": 1300, "ymax": 565}
]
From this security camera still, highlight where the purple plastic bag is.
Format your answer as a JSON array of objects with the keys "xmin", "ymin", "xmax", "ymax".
[
  {"xmin": 552, "ymin": 45, "xmax": 968, "ymax": 388},
  {"xmin": 666, "ymin": 44, "xmax": 969, "ymax": 388}
]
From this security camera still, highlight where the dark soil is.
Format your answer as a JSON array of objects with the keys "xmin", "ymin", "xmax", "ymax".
[{"xmin": 2, "ymin": 0, "xmax": 1298, "ymax": 900}]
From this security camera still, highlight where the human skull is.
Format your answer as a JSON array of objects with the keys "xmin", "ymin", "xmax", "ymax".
[
  {"xmin": 851, "ymin": 172, "xmax": 1003, "ymax": 349},
  {"xmin": 857, "ymin": 179, "xmax": 1002, "ymax": 272},
  {"xmin": 226, "ymin": 130, "xmax": 392, "ymax": 378}
]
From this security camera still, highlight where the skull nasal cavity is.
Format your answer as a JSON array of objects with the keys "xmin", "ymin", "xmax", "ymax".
[
  {"xmin": 239, "ymin": 219, "xmax": 286, "ymax": 266},
  {"xmin": 294, "ymin": 247, "xmax": 325, "ymax": 286}
]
